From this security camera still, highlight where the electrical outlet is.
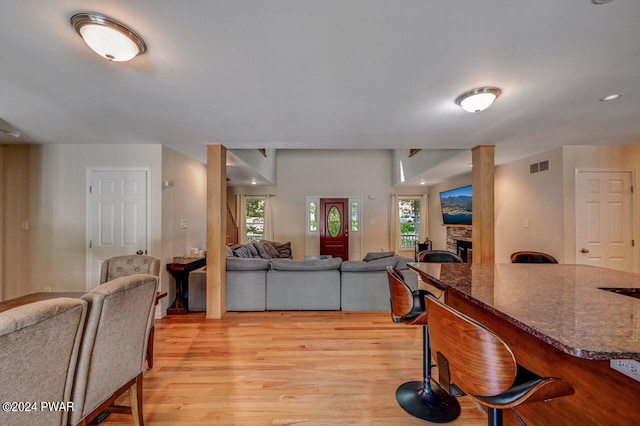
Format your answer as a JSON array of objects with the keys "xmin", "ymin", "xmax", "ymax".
[
  {"xmin": 44, "ymin": 286, "xmax": 52, "ymax": 292},
  {"xmin": 610, "ymin": 359, "xmax": 640, "ymax": 382},
  {"xmin": 180, "ymin": 219, "xmax": 188, "ymax": 229}
]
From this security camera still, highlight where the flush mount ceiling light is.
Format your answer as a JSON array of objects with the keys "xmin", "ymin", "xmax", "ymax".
[
  {"xmin": 455, "ymin": 87, "xmax": 502, "ymax": 113},
  {"xmin": 599, "ymin": 93, "xmax": 623, "ymax": 102},
  {"xmin": 70, "ymin": 12, "xmax": 147, "ymax": 62}
]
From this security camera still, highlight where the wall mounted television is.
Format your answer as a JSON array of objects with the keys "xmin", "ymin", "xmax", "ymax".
[{"xmin": 439, "ymin": 185, "xmax": 472, "ymax": 225}]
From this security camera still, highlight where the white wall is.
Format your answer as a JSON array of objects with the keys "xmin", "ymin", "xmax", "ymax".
[
  {"xmin": 27, "ymin": 144, "xmax": 163, "ymax": 294},
  {"xmin": 161, "ymin": 146, "xmax": 207, "ymax": 311},
  {"xmin": 231, "ymin": 149, "xmax": 395, "ymax": 259},
  {"xmin": 495, "ymin": 148, "xmax": 564, "ymax": 263},
  {"xmin": 428, "ymin": 145, "xmax": 640, "ymax": 266}
]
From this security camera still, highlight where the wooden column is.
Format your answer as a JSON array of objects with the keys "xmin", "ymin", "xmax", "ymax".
[
  {"xmin": 471, "ymin": 145, "xmax": 495, "ymax": 263},
  {"xmin": 206, "ymin": 144, "xmax": 227, "ymax": 319}
]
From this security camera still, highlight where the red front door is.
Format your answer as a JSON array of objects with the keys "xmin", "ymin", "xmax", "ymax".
[{"xmin": 320, "ymin": 198, "xmax": 349, "ymax": 260}]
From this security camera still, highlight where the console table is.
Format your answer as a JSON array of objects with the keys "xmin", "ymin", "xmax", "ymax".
[
  {"xmin": 409, "ymin": 262, "xmax": 640, "ymax": 425},
  {"xmin": 167, "ymin": 257, "xmax": 206, "ymax": 315}
]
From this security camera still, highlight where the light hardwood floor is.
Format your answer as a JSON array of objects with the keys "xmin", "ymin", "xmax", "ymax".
[{"xmin": 103, "ymin": 310, "xmax": 486, "ymax": 425}]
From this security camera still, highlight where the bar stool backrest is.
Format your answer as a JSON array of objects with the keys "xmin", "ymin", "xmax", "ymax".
[{"xmin": 426, "ymin": 295, "xmax": 517, "ymax": 396}]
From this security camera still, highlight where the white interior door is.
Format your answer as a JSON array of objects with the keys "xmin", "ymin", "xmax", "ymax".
[
  {"xmin": 575, "ymin": 170, "xmax": 634, "ymax": 271},
  {"xmin": 87, "ymin": 169, "xmax": 148, "ymax": 290}
]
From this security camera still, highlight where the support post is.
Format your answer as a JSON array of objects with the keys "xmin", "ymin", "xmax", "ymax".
[
  {"xmin": 206, "ymin": 144, "xmax": 227, "ymax": 319},
  {"xmin": 472, "ymin": 145, "xmax": 495, "ymax": 263}
]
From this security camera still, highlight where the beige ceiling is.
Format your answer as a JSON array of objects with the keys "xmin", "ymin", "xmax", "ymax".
[{"xmin": 1, "ymin": 1, "xmax": 639, "ymax": 183}]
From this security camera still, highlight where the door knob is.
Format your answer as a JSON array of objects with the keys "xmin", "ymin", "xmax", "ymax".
[{"xmin": 580, "ymin": 248, "xmax": 589, "ymax": 254}]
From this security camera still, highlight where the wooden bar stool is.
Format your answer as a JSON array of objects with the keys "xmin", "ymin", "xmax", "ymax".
[
  {"xmin": 386, "ymin": 266, "xmax": 460, "ymax": 423},
  {"xmin": 425, "ymin": 295, "xmax": 574, "ymax": 426}
]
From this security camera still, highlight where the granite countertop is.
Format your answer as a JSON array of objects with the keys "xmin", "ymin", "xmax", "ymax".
[{"xmin": 408, "ymin": 262, "xmax": 640, "ymax": 361}]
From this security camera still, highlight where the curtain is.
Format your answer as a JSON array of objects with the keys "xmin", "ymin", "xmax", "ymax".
[
  {"xmin": 263, "ymin": 194, "xmax": 275, "ymax": 241},
  {"xmin": 236, "ymin": 194, "xmax": 246, "ymax": 244},
  {"xmin": 390, "ymin": 194, "xmax": 400, "ymax": 254},
  {"xmin": 420, "ymin": 193, "xmax": 429, "ymax": 242}
]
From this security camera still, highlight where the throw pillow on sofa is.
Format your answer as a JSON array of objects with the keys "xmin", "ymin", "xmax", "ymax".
[
  {"xmin": 263, "ymin": 240, "xmax": 292, "ymax": 258},
  {"xmin": 246, "ymin": 243, "xmax": 260, "ymax": 258},
  {"xmin": 252, "ymin": 241, "xmax": 268, "ymax": 258},
  {"xmin": 233, "ymin": 245, "xmax": 253, "ymax": 258},
  {"xmin": 363, "ymin": 251, "xmax": 395, "ymax": 262}
]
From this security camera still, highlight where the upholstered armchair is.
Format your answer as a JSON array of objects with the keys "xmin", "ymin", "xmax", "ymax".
[
  {"xmin": 69, "ymin": 274, "xmax": 159, "ymax": 426},
  {"xmin": 99, "ymin": 255, "xmax": 160, "ymax": 284},
  {"xmin": 0, "ymin": 298, "xmax": 87, "ymax": 426}
]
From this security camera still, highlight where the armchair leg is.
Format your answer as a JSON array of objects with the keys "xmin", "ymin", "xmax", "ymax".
[
  {"xmin": 395, "ymin": 326, "xmax": 461, "ymax": 423},
  {"xmin": 129, "ymin": 373, "xmax": 144, "ymax": 426}
]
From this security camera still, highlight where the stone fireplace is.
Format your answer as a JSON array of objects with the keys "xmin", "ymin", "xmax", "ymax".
[{"xmin": 446, "ymin": 226, "xmax": 472, "ymax": 263}]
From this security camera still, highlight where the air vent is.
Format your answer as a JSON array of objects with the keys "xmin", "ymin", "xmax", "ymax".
[{"xmin": 530, "ymin": 160, "xmax": 549, "ymax": 174}]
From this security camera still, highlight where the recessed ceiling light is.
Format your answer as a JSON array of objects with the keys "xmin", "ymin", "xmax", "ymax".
[
  {"xmin": 455, "ymin": 87, "xmax": 502, "ymax": 113},
  {"xmin": 250, "ymin": 180, "xmax": 257, "ymax": 185},
  {"xmin": 420, "ymin": 181, "xmax": 426, "ymax": 185},
  {"xmin": 599, "ymin": 93, "xmax": 623, "ymax": 102},
  {"xmin": 70, "ymin": 12, "xmax": 147, "ymax": 62}
]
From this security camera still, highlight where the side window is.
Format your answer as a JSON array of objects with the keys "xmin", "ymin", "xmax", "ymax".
[
  {"xmin": 309, "ymin": 201, "xmax": 317, "ymax": 232},
  {"xmin": 399, "ymin": 198, "xmax": 420, "ymax": 248},
  {"xmin": 351, "ymin": 201, "xmax": 359, "ymax": 232},
  {"xmin": 245, "ymin": 197, "xmax": 265, "ymax": 242}
]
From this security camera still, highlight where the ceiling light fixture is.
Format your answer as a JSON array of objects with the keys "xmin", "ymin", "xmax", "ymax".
[
  {"xmin": 599, "ymin": 93, "xmax": 623, "ymax": 102},
  {"xmin": 0, "ymin": 128, "xmax": 22, "ymax": 138},
  {"xmin": 70, "ymin": 12, "xmax": 147, "ymax": 62},
  {"xmin": 455, "ymin": 87, "xmax": 502, "ymax": 113}
]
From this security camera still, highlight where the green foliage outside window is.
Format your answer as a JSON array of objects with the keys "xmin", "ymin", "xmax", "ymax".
[
  {"xmin": 246, "ymin": 199, "xmax": 265, "ymax": 242},
  {"xmin": 327, "ymin": 206, "xmax": 341, "ymax": 237},
  {"xmin": 399, "ymin": 199, "xmax": 420, "ymax": 248}
]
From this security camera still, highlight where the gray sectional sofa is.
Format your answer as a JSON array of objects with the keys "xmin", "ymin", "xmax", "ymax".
[{"xmin": 187, "ymin": 242, "xmax": 418, "ymax": 312}]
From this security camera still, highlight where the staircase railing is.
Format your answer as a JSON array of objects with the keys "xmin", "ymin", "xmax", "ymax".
[{"xmin": 226, "ymin": 203, "xmax": 239, "ymax": 246}]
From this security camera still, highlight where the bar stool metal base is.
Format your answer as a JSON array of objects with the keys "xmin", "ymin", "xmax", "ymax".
[{"xmin": 396, "ymin": 380, "xmax": 461, "ymax": 423}]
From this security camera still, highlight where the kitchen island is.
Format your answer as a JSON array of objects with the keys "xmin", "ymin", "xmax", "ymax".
[{"xmin": 409, "ymin": 262, "xmax": 640, "ymax": 425}]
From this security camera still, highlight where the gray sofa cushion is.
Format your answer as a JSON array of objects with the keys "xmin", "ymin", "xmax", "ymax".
[
  {"xmin": 270, "ymin": 258, "xmax": 342, "ymax": 271},
  {"xmin": 341, "ymin": 268, "xmax": 419, "ymax": 311},
  {"xmin": 266, "ymin": 269, "xmax": 341, "ymax": 310},
  {"xmin": 341, "ymin": 256, "xmax": 398, "ymax": 272},
  {"xmin": 226, "ymin": 257, "xmax": 270, "ymax": 271},
  {"xmin": 363, "ymin": 251, "xmax": 395, "ymax": 262}
]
